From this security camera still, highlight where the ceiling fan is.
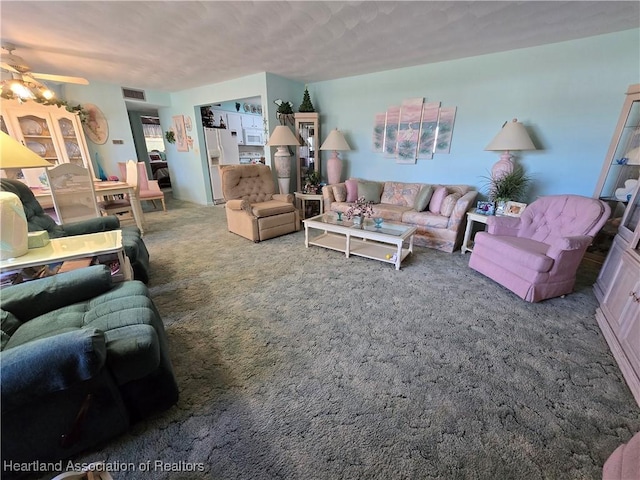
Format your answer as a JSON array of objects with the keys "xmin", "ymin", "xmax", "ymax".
[{"xmin": 1, "ymin": 43, "xmax": 89, "ymax": 86}]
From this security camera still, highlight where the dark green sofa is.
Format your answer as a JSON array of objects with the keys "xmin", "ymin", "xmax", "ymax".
[
  {"xmin": 0, "ymin": 179, "xmax": 150, "ymax": 283},
  {"xmin": 0, "ymin": 265, "xmax": 179, "ymax": 469}
]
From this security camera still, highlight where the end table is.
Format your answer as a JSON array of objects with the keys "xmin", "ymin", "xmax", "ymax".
[{"xmin": 295, "ymin": 191, "xmax": 324, "ymax": 220}]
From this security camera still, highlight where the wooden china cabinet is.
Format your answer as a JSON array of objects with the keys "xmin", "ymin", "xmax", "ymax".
[
  {"xmin": 1, "ymin": 100, "xmax": 95, "ymax": 188},
  {"xmin": 593, "ymin": 84, "xmax": 640, "ymax": 406}
]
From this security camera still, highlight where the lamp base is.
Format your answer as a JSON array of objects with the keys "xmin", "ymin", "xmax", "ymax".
[
  {"xmin": 491, "ymin": 151, "xmax": 514, "ymax": 180},
  {"xmin": 274, "ymin": 146, "xmax": 291, "ymax": 194},
  {"xmin": 327, "ymin": 151, "xmax": 343, "ymax": 185},
  {"xmin": 0, "ymin": 192, "xmax": 28, "ymax": 260}
]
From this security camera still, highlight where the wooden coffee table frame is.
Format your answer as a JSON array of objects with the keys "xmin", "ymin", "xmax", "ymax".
[{"xmin": 303, "ymin": 214, "xmax": 416, "ymax": 270}]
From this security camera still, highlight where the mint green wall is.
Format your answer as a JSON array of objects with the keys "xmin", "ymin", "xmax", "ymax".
[
  {"xmin": 59, "ymin": 29, "xmax": 639, "ymax": 205},
  {"xmin": 159, "ymin": 73, "xmax": 268, "ymax": 204},
  {"xmin": 63, "ymin": 81, "xmax": 171, "ymax": 178},
  {"xmin": 311, "ymin": 29, "xmax": 640, "ymax": 201}
]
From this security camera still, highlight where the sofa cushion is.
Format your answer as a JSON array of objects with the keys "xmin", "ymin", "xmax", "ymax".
[
  {"xmin": 1, "ymin": 309, "xmax": 22, "ymax": 351},
  {"xmin": 357, "ymin": 181, "xmax": 383, "ymax": 203},
  {"xmin": 402, "ymin": 210, "xmax": 450, "ymax": 228},
  {"xmin": 429, "ymin": 186, "xmax": 448, "ymax": 214},
  {"xmin": 371, "ymin": 204, "xmax": 413, "ymax": 222},
  {"xmin": 380, "ymin": 182, "xmax": 422, "ymax": 207},
  {"xmin": 251, "ymin": 200, "xmax": 296, "ymax": 217},
  {"xmin": 414, "ymin": 185, "xmax": 433, "ymax": 211},
  {"xmin": 474, "ymin": 233, "xmax": 554, "ymax": 272},
  {"xmin": 332, "ymin": 184, "xmax": 347, "ymax": 202},
  {"xmin": 345, "ymin": 179, "xmax": 358, "ymax": 202},
  {"xmin": 440, "ymin": 192, "xmax": 462, "ymax": 217}
]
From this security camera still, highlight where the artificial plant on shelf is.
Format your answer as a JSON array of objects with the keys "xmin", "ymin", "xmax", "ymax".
[
  {"xmin": 298, "ymin": 87, "xmax": 315, "ymax": 113},
  {"xmin": 276, "ymin": 100, "xmax": 294, "ymax": 125},
  {"xmin": 165, "ymin": 130, "xmax": 176, "ymax": 144}
]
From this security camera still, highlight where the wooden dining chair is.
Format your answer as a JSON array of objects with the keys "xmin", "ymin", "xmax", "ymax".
[
  {"xmin": 99, "ymin": 160, "xmax": 138, "ymax": 224},
  {"xmin": 118, "ymin": 161, "xmax": 166, "ymax": 212},
  {"xmin": 45, "ymin": 163, "xmax": 101, "ymax": 224}
]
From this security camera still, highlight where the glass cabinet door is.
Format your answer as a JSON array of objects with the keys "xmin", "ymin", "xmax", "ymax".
[
  {"xmin": 598, "ymin": 97, "xmax": 640, "ymax": 203},
  {"xmin": 14, "ymin": 113, "xmax": 60, "ymax": 188},
  {"xmin": 57, "ymin": 118, "xmax": 84, "ymax": 167},
  {"xmin": 621, "ymin": 183, "xmax": 640, "ymax": 251},
  {"xmin": 14, "ymin": 113, "xmax": 60, "ymax": 167},
  {"xmin": 295, "ymin": 112, "xmax": 319, "ymax": 193}
]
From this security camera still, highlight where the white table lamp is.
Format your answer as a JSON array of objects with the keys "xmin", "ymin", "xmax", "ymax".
[
  {"xmin": 267, "ymin": 125, "xmax": 300, "ymax": 194},
  {"xmin": 320, "ymin": 129, "xmax": 351, "ymax": 185},
  {"xmin": 485, "ymin": 119, "xmax": 536, "ymax": 179}
]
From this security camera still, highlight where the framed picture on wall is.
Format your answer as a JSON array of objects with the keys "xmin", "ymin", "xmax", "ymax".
[{"xmin": 173, "ymin": 115, "xmax": 188, "ymax": 152}]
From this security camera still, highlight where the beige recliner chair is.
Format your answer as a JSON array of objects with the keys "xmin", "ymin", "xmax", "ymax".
[{"xmin": 220, "ymin": 164, "xmax": 299, "ymax": 242}]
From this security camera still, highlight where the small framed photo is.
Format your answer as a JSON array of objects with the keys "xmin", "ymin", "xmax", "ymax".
[
  {"xmin": 475, "ymin": 201, "xmax": 495, "ymax": 216},
  {"xmin": 504, "ymin": 201, "xmax": 527, "ymax": 217}
]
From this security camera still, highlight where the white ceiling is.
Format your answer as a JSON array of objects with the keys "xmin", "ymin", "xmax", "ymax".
[{"xmin": 1, "ymin": 1, "xmax": 638, "ymax": 93}]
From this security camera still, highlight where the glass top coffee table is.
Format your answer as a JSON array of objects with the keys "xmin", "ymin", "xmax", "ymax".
[{"xmin": 303, "ymin": 213, "xmax": 417, "ymax": 270}]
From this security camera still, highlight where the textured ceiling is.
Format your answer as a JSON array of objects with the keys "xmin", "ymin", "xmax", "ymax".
[{"xmin": 1, "ymin": 1, "xmax": 638, "ymax": 92}]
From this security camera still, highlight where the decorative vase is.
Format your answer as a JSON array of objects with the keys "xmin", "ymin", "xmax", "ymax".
[{"xmin": 352, "ymin": 215, "xmax": 363, "ymax": 226}]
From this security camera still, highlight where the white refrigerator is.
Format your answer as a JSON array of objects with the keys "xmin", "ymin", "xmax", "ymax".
[{"xmin": 204, "ymin": 127, "xmax": 240, "ymax": 204}]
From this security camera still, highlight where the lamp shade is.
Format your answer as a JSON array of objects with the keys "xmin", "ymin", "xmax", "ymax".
[
  {"xmin": 485, "ymin": 119, "xmax": 536, "ymax": 152},
  {"xmin": 320, "ymin": 129, "xmax": 351, "ymax": 151},
  {"xmin": 0, "ymin": 131, "xmax": 51, "ymax": 169},
  {"xmin": 267, "ymin": 126, "xmax": 300, "ymax": 147}
]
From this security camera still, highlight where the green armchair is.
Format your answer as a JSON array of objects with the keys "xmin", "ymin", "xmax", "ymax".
[{"xmin": 0, "ymin": 265, "xmax": 178, "ymax": 467}]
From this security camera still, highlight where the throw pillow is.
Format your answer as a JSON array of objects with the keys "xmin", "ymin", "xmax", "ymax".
[
  {"xmin": 357, "ymin": 181, "xmax": 383, "ymax": 203},
  {"xmin": 414, "ymin": 185, "xmax": 433, "ymax": 211},
  {"xmin": 428, "ymin": 186, "xmax": 448, "ymax": 214},
  {"xmin": 440, "ymin": 192, "xmax": 462, "ymax": 217},
  {"xmin": 332, "ymin": 184, "xmax": 347, "ymax": 202},
  {"xmin": 345, "ymin": 179, "xmax": 358, "ymax": 202}
]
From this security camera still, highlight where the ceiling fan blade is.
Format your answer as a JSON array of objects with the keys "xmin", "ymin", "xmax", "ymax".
[
  {"xmin": 31, "ymin": 72, "xmax": 89, "ymax": 85},
  {"xmin": 1, "ymin": 62, "xmax": 20, "ymax": 74}
]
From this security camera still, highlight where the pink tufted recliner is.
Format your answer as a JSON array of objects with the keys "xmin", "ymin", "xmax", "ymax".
[
  {"xmin": 220, "ymin": 164, "xmax": 299, "ymax": 242},
  {"xmin": 468, "ymin": 195, "xmax": 610, "ymax": 302}
]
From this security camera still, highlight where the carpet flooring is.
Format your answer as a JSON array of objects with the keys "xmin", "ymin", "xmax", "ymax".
[{"xmin": 34, "ymin": 194, "xmax": 640, "ymax": 479}]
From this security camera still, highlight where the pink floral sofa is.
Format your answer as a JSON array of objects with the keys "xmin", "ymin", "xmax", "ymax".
[{"xmin": 322, "ymin": 179, "xmax": 477, "ymax": 253}]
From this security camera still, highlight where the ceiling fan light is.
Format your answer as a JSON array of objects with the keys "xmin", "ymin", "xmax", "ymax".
[
  {"xmin": 8, "ymin": 80, "xmax": 33, "ymax": 99},
  {"xmin": 40, "ymin": 88, "xmax": 54, "ymax": 100}
]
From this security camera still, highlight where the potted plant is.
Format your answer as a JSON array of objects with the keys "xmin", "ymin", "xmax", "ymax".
[
  {"xmin": 483, "ymin": 166, "xmax": 531, "ymax": 214},
  {"xmin": 304, "ymin": 170, "xmax": 321, "ymax": 194}
]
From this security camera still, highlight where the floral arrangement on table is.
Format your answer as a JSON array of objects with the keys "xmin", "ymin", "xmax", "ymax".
[{"xmin": 345, "ymin": 196, "xmax": 375, "ymax": 220}]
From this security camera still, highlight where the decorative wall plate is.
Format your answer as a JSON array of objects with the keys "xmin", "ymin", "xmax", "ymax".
[{"xmin": 82, "ymin": 103, "xmax": 109, "ymax": 145}]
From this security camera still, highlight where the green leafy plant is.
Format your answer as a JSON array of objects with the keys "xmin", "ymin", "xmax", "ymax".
[
  {"xmin": 165, "ymin": 130, "xmax": 176, "ymax": 144},
  {"xmin": 305, "ymin": 170, "xmax": 321, "ymax": 186},
  {"xmin": 277, "ymin": 101, "xmax": 293, "ymax": 115},
  {"xmin": 1, "ymin": 89, "xmax": 87, "ymax": 122},
  {"xmin": 483, "ymin": 166, "xmax": 531, "ymax": 202}
]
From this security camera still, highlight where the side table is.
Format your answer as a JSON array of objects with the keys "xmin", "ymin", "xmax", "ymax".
[
  {"xmin": 461, "ymin": 212, "xmax": 492, "ymax": 254},
  {"xmin": 295, "ymin": 192, "xmax": 324, "ymax": 220},
  {"xmin": 0, "ymin": 230, "xmax": 132, "ymax": 283}
]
